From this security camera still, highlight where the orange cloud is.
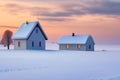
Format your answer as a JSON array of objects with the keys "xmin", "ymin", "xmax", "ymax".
[{"xmin": 0, "ymin": 1, "xmax": 120, "ymax": 44}]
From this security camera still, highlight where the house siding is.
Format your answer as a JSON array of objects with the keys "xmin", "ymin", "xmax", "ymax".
[
  {"xmin": 86, "ymin": 37, "xmax": 94, "ymax": 51},
  {"xmin": 14, "ymin": 40, "xmax": 26, "ymax": 50},
  {"xmin": 59, "ymin": 44, "xmax": 86, "ymax": 51},
  {"xmin": 27, "ymin": 26, "xmax": 45, "ymax": 50}
]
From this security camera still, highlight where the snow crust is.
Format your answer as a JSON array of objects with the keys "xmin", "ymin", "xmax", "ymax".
[
  {"xmin": 58, "ymin": 35, "xmax": 90, "ymax": 44},
  {"xmin": 0, "ymin": 43, "xmax": 120, "ymax": 80},
  {"xmin": 12, "ymin": 22, "xmax": 38, "ymax": 39}
]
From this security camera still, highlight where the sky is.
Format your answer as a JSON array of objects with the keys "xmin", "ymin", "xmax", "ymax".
[{"xmin": 0, "ymin": 0, "xmax": 120, "ymax": 45}]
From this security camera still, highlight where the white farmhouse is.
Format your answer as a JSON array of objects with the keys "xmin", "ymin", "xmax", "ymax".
[
  {"xmin": 12, "ymin": 21, "xmax": 48, "ymax": 50},
  {"xmin": 58, "ymin": 33, "xmax": 95, "ymax": 51}
]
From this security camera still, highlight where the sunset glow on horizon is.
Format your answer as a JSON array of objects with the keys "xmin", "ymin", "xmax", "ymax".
[{"xmin": 0, "ymin": 0, "xmax": 120, "ymax": 45}]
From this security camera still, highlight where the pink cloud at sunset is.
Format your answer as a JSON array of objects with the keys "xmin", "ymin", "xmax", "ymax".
[{"xmin": 0, "ymin": 0, "xmax": 120, "ymax": 44}]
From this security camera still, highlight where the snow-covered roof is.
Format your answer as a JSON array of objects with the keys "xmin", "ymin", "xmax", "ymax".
[
  {"xmin": 58, "ymin": 35, "xmax": 93, "ymax": 44},
  {"xmin": 12, "ymin": 21, "xmax": 48, "ymax": 40}
]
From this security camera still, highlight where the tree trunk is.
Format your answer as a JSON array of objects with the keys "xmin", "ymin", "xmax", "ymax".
[
  {"xmin": 7, "ymin": 36, "xmax": 10, "ymax": 50},
  {"xmin": 7, "ymin": 44, "xmax": 9, "ymax": 50}
]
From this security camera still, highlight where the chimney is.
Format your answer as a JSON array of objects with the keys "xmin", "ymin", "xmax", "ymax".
[
  {"xmin": 72, "ymin": 33, "xmax": 75, "ymax": 36},
  {"xmin": 26, "ymin": 21, "xmax": 28, "ymax": 24}
]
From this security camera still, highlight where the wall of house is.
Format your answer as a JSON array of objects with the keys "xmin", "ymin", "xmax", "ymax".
[
  {"xmin": 86, "ymin": 37, "xmax": 95, "ymax": 51},
  {"xmin": 59, "ymin": 44, "xmax": 86, "ymax": 51},
  {"xmin": 27, "ymin": 26, "xmax": 45, "ymax": 50},
  {"xmin": 14, "ymin": 40, "xmax": 26, "ymax": 50}
]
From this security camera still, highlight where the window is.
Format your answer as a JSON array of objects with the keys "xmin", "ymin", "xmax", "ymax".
[
  {"xmin": 77, "ymin": 44, "xmax": 80, "ymax": 49},
  {"xmin": 89, "ymin": 45, "xmax": 91, "ymax": 49},
  {"xmin": 66, "ymin": 44, "xmax": 69, "ymax": 49},
  {"xmin": 36, "ymin": 29, "xmax": 38, "ymax": 33},
  {"xmin": 18, "ymin": 41, "xmax": 20, "ymax": 47},
  {"xmin": 32, "ymin": 41, "xmax": 34, "ymax": 47},
  {"xmin": 39, "ymin": 42, "xmax": 41, "ymax": 47}
]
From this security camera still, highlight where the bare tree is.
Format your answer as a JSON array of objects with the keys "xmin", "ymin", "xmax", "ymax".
[{"xmin": 1, "ymin": 30, "xmax": 13, "ymax": 50}]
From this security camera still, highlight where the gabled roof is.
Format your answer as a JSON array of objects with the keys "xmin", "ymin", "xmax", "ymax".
[
  {"xmin": 58, "ymin": 35, "xmax": 94, "ymax": 44},
  {"xmin": 12, "ymin": 21, "xmax": 48, "ymax": 40}
]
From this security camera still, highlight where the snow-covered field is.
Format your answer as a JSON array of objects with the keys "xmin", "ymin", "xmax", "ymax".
[{"xmin": 0, "ymin": 43, "xmax": 120, "ymax": 80}]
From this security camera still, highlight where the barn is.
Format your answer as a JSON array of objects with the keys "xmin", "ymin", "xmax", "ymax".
[
  {"xmin": 58, "ymin": 33, "xmax": 95, "ymax": 51},
  {"xmin": 12, "ymin": 21, "xmax": 48, "ymax": 50}
]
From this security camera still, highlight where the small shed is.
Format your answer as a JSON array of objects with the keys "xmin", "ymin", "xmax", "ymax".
[
  {"xmin": 12, "ymin": 21, "xmax": 48, "ymax": 50},
  {"xmin": 57, "ymin": 33, "xmax": 95, "ymax": 51}
]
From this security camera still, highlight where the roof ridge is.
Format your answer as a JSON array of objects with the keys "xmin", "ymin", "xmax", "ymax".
[{"xmin": 12, "ymin": 21, "xmax": 48, "ymax": 40}]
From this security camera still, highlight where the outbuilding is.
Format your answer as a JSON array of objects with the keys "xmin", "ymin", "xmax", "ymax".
[
  {"xmin": 58, "ymin": 33, "xmax": 95, "ymax": 51},
  {"xmin": 12, "ymin": 21, "xmax": 48, "ymax": 50}
]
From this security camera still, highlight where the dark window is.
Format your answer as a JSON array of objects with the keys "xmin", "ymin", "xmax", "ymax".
[
  {"xmin": 89, "ymin": 45, "xmax": 91, "ymax": 49},
  {"xmin": 32, "ymin": 41, "xmax": 34, "ymax": 47},
  {"xmin": 39, "ymin": 42, "xmax": 41, "ymax": 47},
  {"xmin": 36, "ymin": 29, "xmax": 38, "ymax": 33},
  {"xmin": 18, "ymin": 41, "xmax": 20, "ymax": 47}
]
